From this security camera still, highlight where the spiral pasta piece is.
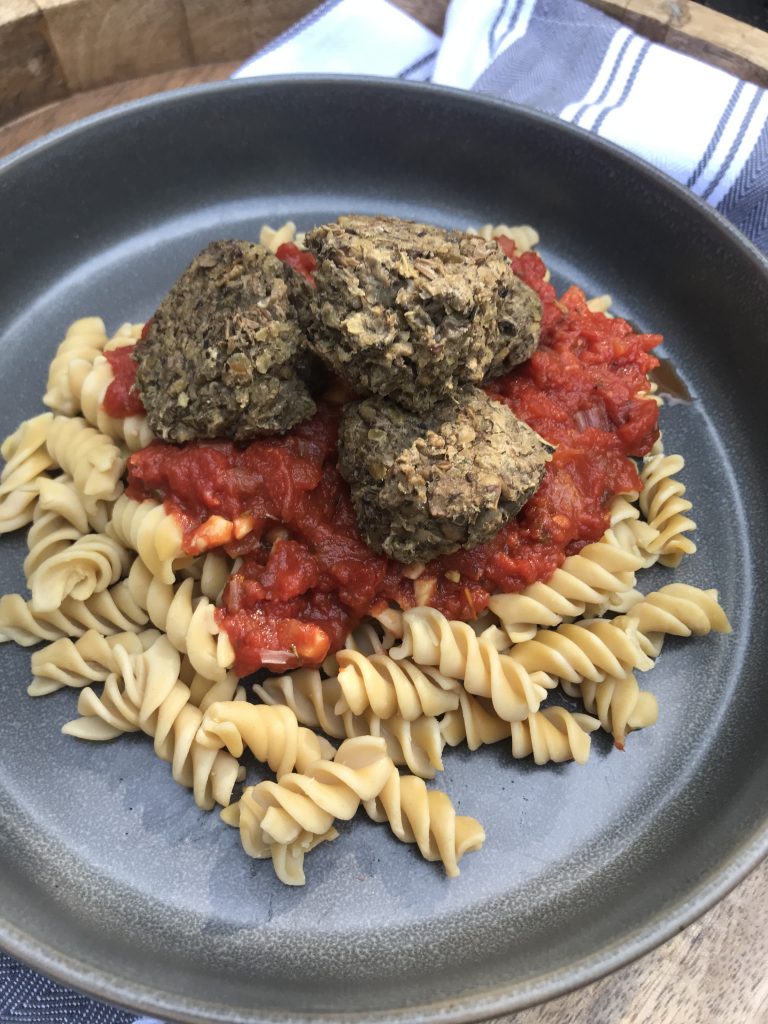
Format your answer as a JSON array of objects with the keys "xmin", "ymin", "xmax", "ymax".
[
  {"xmin": 259, "ymin": 221, "xmax": 299, "ymax": 252},
  {"xmin": 222, "ymin": 736, "xmax": 392, "ymax": 885},
  {"xmin": 0, "ymin": 413, "xmax": 55, "ymax": 532},
  {"xmin": 79, "ymin": 353, "xmax": 154, "ymax": 452},
  {"xmin": 346, "ymin": 712, "xmax": 445, "ymax": 779},
  {"xmin": 196, "ymin": 701, "xmax": 335, "ymax": 777},
  {"xmin": 0, "ymin": 484, "xmax": 40, "ymax": 534},
  {"xmin": 125, "ymin": 560, "xmax": 235, "ymax": 681},
  {"xmin": 178, "ymin": 551, "xmax": 232, "ymax": 602},
  {"xmin": 470, "ymin": 222, "xmax": 540, "ymax": 252},
  {"xmin": 488, "ymin": 540, "xmax": 642, "ymax": 642},
  {"xmin": 35, "ymin": 475, "xmax": 100, "ymax": 533},
  {"xmin": 28, "ymin": 533, "xmax": 130, "ymax": 612},
  {"xmin": 390, "ymin": 607, "xmax": 550, "ymax": 722},
  {"xmin": 62, "ymin": 637, "xmax": 244, "ymax": 809},
  {"xmin": 510, "ymin": 707, "xmax": 601, "ymax": 764},
  {"xmin": 335, "ymin": 649, "xmax": 460, "ymax": 721},
  {"xmin": 104, "ymin": 321, "xmax": 143, "ymax": 351},
  {"xmin": 254, "ymin": 669, "xmax": 345, "ymax": 738},
  {"xmin": 365, "ymin": 763, "xmax": 485, "ymax": 877},
  {"xmin": 613, "ymin": 583, "xmax": 731, "ymax": 658},
  {"xmin": 440, "ymin": 691, "xmax": 511, "ymax": 750},
  {"xmin": 370, "ymin": 605, "xmax": 404, "ymax": 637},
  {"xmin": 639, "ymin": 439, "xmax": 697, "ymax": 567},
  {"xmin": 0, "ymin": 579, "xmax": 148, "ymax": 645},
  {"xmin": 107, "ymin": 495, "xmax": 184, "ymax": 584},
  {"xmin": 23, "ymin": 508, "xmax": 82, "ymax": 579},
  {"xmin": 46, "ymin": 415, "xmax": 125, "ymax": 502},
  {"xmin": 29, "ymin": 627, "xmax": 160, "ymax": 696},
  {"xmin": 507, "ymin": 617, "xmax": 654, "ymax": 685},
  {"xmin": 254, "ymin": 670, "xmax": 445, "ymax": 778},
  {"xmin": 321, "ymin": 619, "xmax": 396, "ymax": 676},
  {"xmin": 43, "ymin": 317, "xmax": 109, "ymax": 415},
  {"xmin": 599, "ymin": 494, "xmax": 661, "ymax": 569},
  {"xmin": 561, "ymin": 675, "xmax": 658, "ymax": 748}
]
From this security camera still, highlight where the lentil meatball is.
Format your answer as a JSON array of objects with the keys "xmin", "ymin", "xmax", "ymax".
[
  {"xmin": 134, "ymin": 240, "xmax": 317, "ymax": 442},
  {"xmin": 338, "ymin": 388, "xmax": 551, "ymax": 563},
  {"xmin": 296, "ymin": 215, "xmax": 541, "ymax": 412}
]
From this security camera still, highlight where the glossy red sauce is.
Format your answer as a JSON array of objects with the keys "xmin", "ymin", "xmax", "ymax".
[
  {"xmin": 126, "ymin": 240, "xmax": 660, "ymax": 676},
  {"xmin": 276, "ymin": 242, "xmax": 317, "ymax": 285},
  {"xmin": 103, "ymin": 346, "xmax": 146, "ymax": 418}
]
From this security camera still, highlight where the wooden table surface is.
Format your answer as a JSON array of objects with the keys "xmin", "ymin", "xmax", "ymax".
[{"xmin": 1, "ymin": 52, "xmax": 767, "ymax": 1024}]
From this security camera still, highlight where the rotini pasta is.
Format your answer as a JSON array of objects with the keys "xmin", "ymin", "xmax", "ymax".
[
  {"xmin": 178, "ymin": 550, "xmax": 232, "ymax": 603},
  {"xmin": 259, "ymin": 221, "xmax": 300, "ymax": 252},
  {"xmin": 254, "ymin": 670, "xmax": 445, "ymax": 778},
  {"xmin": 79, "ymin": 353, "xmax": 154, "ymax": 452},
  {"xmin": 28, "ymin": 532, "xmax": 130, "ymax": 612},
  {"xmin": 345, "ymin": 711, "xmax": 445, "ymax": 779},
  {"xmin": 334, "ymin": 649, "xmax": 461, "ymax": 721},
  {"xmin": 321, "ymin": 619, "xmax": 396, "ymax": 676},
  {"xmin": 46, "ymin": 415, "xmax": 125, "ymax": 502},
  {"xmin": 441, "ymin": 692, "xmax": 602, "ymax": 764},
  {"xmin": 488, "ymin": 539, "xmax": 643, "ymax": 642},
  {"xmin": 104, "ymin": 322, "xmax": 143, "ymax": 352},
  {"xmin": 0, "ymin": 580, "xmax": 148, "ymax": 645},
  {"xmin": 613, "ymin": 584, "xmax": 731, "ymax": 658},
  {"xmin": 196, "ymin": 700, "xmax": 336, "ymax": 778},
  {"xmin": 440, "ymin": 690, "xmax": 513, "ymax": 750},
  {"xmin": 23, "ymin": 507, "xmax": 82, "ymax": 580},
  {"xmin": 469, "ymin": 222, "xmax": 539, "ymax": 252},
  {"xmin": 509, "ymin": 707, "xmax": 601, "ymax": 765},
  {"xmin": 29, "ymin": 627, "xmax": 161, "ymax": 696},
  {"xmin": 600, "ymin": 493, "xmax": 661, "ymax": 569},
  {"xmin": 124, "ymin": 559, "xmax": 235, "ymax": 682},
  {"xmin": 390, "ymin": 606, "xmax": 550, "ymax": 722},
  {"xmin": 221, "ymin": 736, "xmax": 392, "ymax": 885},
  {"xmin": 561, "ymin": 675, "xmax": 658, "ymax": 748},
  {"xmin": 43, "ymin": 317, "xmax": 109, "ymax": 415},
  {"xmin": 0, "ymin": 413, "xmax": 54, "ymax": 533},
  {"xmin": 63, "ymin": 637, "xmax": 244, "ymax": 809},
  {"xmin": 107, "ymin": 495, "xmax": 184, "ymax": 584},
  {"xmin": 364, "ymin": 762, "xmax": 486, "ymax": 877},
  {"xmin": 506, "ymin": 617, "xmax": 654, "ymax": 685},
  {"xmin": 638, "ymin": 437, "xmax": 697, "ymax": 567},
  {"xmin": 35, "ymin": 475, "xmax": 99, "ymax": 534}
]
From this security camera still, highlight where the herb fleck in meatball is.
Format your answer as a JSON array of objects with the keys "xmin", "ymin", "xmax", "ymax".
[
  {"xmin": 295, "ymin": 215, "xmax": 541, "ymax": 412},
  {"xmin": 134, "ymin": 240, "xmax": 317, "ymax": 442},
  {"xmin": 338, "ymin": 388, "xmax": 551, "ymax": 563}
]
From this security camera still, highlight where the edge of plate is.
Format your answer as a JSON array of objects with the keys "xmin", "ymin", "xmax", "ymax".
[{"xmin": 0, "ymin": 75, "xmax": 767, "ymax": 1024}]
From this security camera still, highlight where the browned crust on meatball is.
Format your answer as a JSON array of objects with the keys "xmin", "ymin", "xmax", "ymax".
[
  {"xmin": 296, "ymin": 215, "xmax": 541, "ymax": 412},
  {"xmin": 134, "ymin": 240, "xmax": 317, "ymax": 442},
  {"xmin": 338, "ymin": 387, "xmax": 551, "ymax": 563}
]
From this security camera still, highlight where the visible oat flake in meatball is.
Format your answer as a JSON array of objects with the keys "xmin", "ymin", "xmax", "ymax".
[
  {"xmin": 295, "ymin": 215, "xmax": 541, "ymax": 412},
  {"xmin": 134, "ymin": 240, "xmax": 317, "ymax": 442},
  {"xmin": 338, "ymin": 388, "xmax": 551, "ymax": 563}
]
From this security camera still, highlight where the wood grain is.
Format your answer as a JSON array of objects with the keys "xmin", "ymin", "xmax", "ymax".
[
  {"xmin": 0, "ymin": 10, "xmax": 767, "ymax": 1024},
  {"xmin": 502, "ymin": 857, "xmax": 768, "ymax": 1024},
  {"xmin": 587, "ymin": 0, "xmax": 768, "ymax": 85},
  {"xmin": 3, "ymin": 0, "xmax": 767, "ymax": 128},
  {"xmin": 36, "ymin": 0, "xmax": 194, "ymax": 92},
  {"xmin": 0, "ymin": 0, "xmax": 67, "ymax": 121},
  {"xmin": 0, "ymin": 61, "xmax": 240, "ymax": 159}
]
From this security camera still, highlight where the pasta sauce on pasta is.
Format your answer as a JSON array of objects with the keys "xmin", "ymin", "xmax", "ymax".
[{"xmin": 122, "ymin": 240, "xmax": 660, "ymax": 676}]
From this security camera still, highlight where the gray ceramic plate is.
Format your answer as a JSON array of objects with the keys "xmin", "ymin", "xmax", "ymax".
[{"xmin": 0, "ymin": 79, "xmax": 766, "ymax": 1024}]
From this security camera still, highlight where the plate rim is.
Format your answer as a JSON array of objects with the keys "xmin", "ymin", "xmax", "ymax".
[{"xmin": 1, "ymin": 74, "xmax": 767, "ymax": 1024}]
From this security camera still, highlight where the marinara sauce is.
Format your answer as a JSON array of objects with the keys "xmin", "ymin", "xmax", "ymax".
[{"xmin": 121, "ymin": 239, "xmax": 660, "ymax": 676}]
